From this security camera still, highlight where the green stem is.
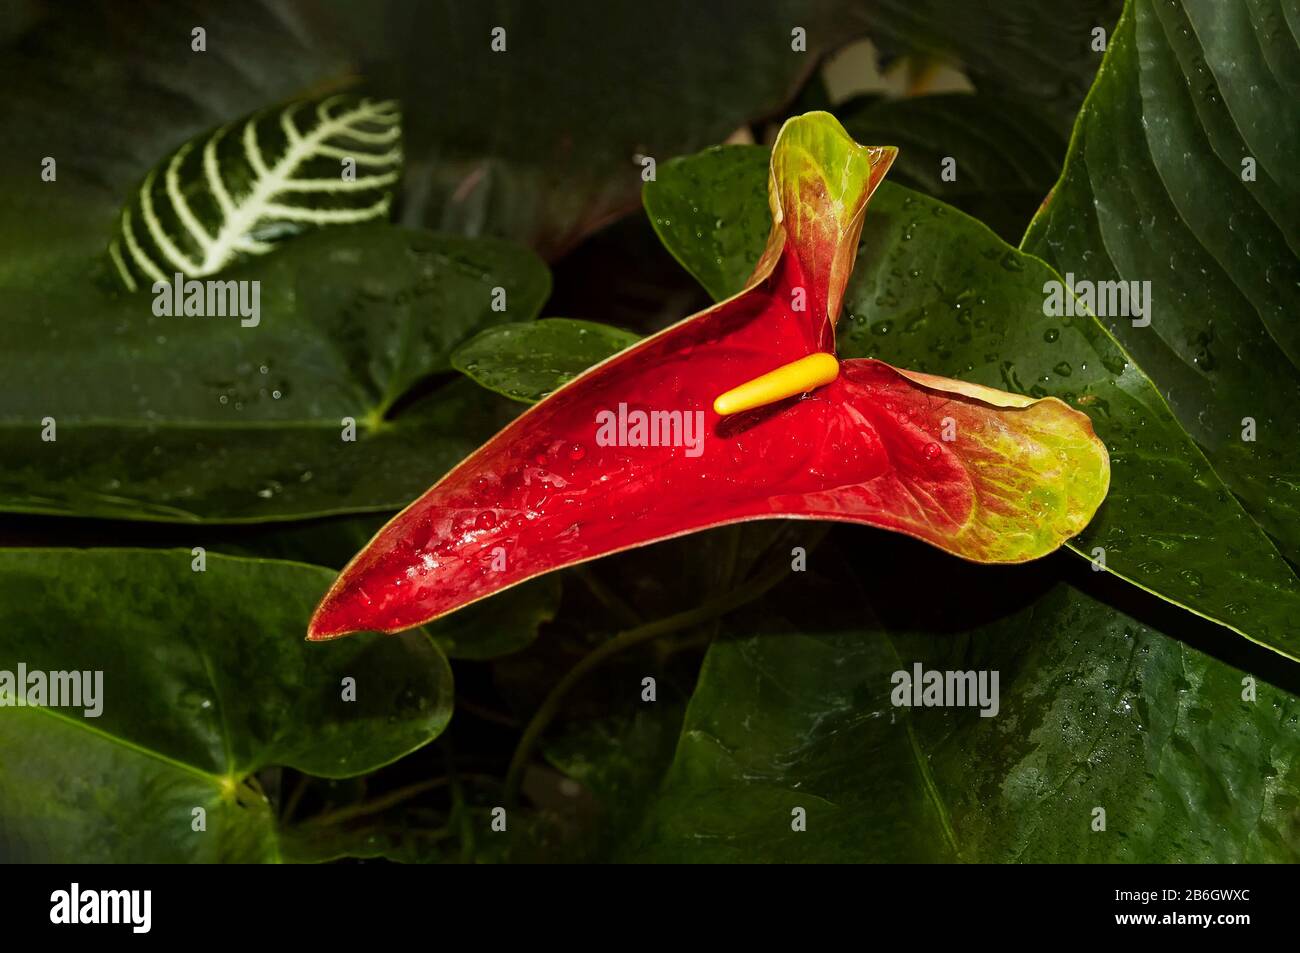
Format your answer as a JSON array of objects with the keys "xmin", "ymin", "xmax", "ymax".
[
  {"xmin": 456, "ymin": 695, "xmax": 520, "ymax": 728},
  {"xmin": 281, "ymin": 773, "xmax": 309, "ymax": 821},
  {"xmin": 300, "ymin": 769, "xmax": 505, "ymax": 829},
  {"xmin": 503, "ymin": 554, "xmax": 796, "ymax": 807},
  {"xmin": 298, "ymin": 777, "xmax": 449, "ymax": 828},
  {"xmin": 574, "ymin": 565, "xmax": 642, "ymax": 628}
]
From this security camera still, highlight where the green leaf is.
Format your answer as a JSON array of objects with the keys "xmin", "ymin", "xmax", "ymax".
[
  {"xmin": 644, "ymin": 147, "xmax": 778, "ymax": 303},
  {"xmin": 0, "ymin": 0, "xmax": 1124, "ymax": 265},
  {"xmin": 0, "ymin": 225, "xmax": 548, "ymax": 522},
  {"xmin": 621, "ymin": 539, "xmax": 1300, "ymax": 862},
  {"xmin": 836, "ymin": 93, "xmax": 1066, "ymax": 243},
  {"xmin": 644, "ymin": 145, "xmax": 1300, "ymax": 660},
  {"xmin": 0, "ymin": 548, "xmax": 453, "ymax": 862},
  {"xmin": 212, "ymin": 513, "xmax": 392, "ymax": 570},
  {"xmin": 540, "ymin": 703, "xmax": 688, "ymax": 861},
  {"xmin": 363, "ymin": 1, "xmax": 872, "ymax": 257},
  {"xmin": 108, "ymin": 93, "xmax": 402, "ymax": 289},
  {"xmin": 1022, "ymin": 0, "xmax": 1300, "ymax": 565},
  {"xmin": 0, "ymin": 0, "xmax": 355, "ymax": 290},
  {"xmin": 452, "ymin": 318, "xmax": 640, "ymax": 403},
  {"xmin": 430, "ymin": 576, "xmax": 562, "ymax": 661}
]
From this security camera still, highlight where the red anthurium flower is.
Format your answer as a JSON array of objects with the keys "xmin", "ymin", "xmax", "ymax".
[{"xmin": 309, "ymin": 112, "xmax": 1109, "ymax": 640}]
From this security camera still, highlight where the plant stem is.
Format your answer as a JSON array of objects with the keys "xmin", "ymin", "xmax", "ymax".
[
  {"xmin": 503, "ymin": 554, "xmax": 796, "ymax": 806},
  {"xmin": 298, "ymin": 777, "xmax": 450, "ymax": 828},
  {"xmin": 456, "ymin": 695, "xmax": 521, "ymax": 728},
  {"xmin": 281, "ymin": 773, "xmax": 309, "ymax": 821},
  {"xmin": 574, "ymin": 564, "xmax": 642, "ymax": 628}
]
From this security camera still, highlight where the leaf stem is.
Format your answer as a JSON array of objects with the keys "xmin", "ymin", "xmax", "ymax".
[
  {"xmin": 297, "ymin": 777, "xmax": 450, "ymax": 828},
  {"xmin": 281, "ymin": 772, "xmax": 309, "ymax": 821},
  {"xmin": 573, "ymin": 565, "xmax": 642, "ymax": 627},
  {"xmin": 456, "ymin": 695, "xmax": 521, "ymax": 728},
  {"xmin": 503, "ymin": 554, "xmax": 796, "ymax": 806},
  {"xmin": 298, "ymin": 769, "xmax": 504, "ymax": 829}
]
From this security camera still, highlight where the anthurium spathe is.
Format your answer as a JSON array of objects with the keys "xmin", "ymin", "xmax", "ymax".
[{"xmin": 308, "ymin": 112, "xmax": 1109, "ymax": 640}]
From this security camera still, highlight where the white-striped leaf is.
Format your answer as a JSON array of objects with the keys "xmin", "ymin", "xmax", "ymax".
[{"xmin": 108, "ymin": 93, "xmax": 402, "ymax": 290}]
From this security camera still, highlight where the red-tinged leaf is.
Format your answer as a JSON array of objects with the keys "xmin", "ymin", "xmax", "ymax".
[{"xmin": 309, "ymin": 113, "xmax": 1108, "ymax": 640}]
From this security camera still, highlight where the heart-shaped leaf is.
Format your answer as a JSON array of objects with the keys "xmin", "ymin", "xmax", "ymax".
[
  {"xmin": 0, "ymin": 548, "xmax": 452, "ymax": 862},
  {"xmin": 617, "ymin": 542, "xmax": 1300, "ymax": 862},
  {"xmin": 1023, "ymin": 0, "xmax": 1300, "ymax": 566},
  {"xmin": 452, "ymin": 318, "xmax": 641, "ymax": 404}
]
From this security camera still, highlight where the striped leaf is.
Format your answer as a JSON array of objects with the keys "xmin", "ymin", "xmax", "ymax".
[{"xmin": 108, "ymin": 93, "xmax": 402, "ymax": 290}]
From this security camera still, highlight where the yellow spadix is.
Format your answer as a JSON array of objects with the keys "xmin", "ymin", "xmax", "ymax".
[{"xmin": 712, "ymin": 352, "xmax": 840, "ymax": 416}]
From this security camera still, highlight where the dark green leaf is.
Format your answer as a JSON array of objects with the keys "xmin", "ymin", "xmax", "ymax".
[
  {"xmin": 452, "ymin": 318, "xmax": 640, "ymax": 403},
  {"xmin": 644, "ymin": 145, "xmax": 1300, "ymax": 660},
  {"xmin": 0, "ymin": 0, "xmax": 353, "ymax": 287},
  {"xmin": 213, "ymin": 513, "xmax": 392, "ymax": 569},
  {"xmin": 1023, "ymin": 0, "xmax": 1300, "ymax": 565},
  {"xmin": 365, "ymin": 0, "xmax": 862, "ymax": 257},
  {"xmin": 644, "ymin": 146, "xmax": 778, "ymax": 303},
  {"xmin": 0, "ymin": 548, "xmax": 453, "ymax": 862},
  {"xmin": 837, "ymin": 93, "xmax": 1065, "ymax": 243},
  {"xmin": 431, "ymin": 577, "xmax": 562, "ymax": 661},
  {"xmin": 0, "ymin": 225, "xmax": 548, "ymax": 522},
  {"xmin": 539, "ymin": 704, "xmax": 688, "ymax": 862},
  {"xmin": 515, "ymin": 524, "xmax": 813, "ymax": 861},
  {"xmin": 622, "ymin": 539, "xmax": 1300, "ymax": 862},
  {"xmin": 0, "ymin": 0, "xmax": 1123, "ymax": 265},
  {"xmin": 858, "ymin": 0, "xmax": 1123, "ymax": 128}
]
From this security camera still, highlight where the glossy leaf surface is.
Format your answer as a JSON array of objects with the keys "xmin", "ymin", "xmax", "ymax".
[{"xmin": 0, "ymin": 549, "xmax": 452, "ymax": 862}]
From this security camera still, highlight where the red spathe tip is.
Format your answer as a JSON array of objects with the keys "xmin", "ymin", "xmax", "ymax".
[{"xmin": 307, "ymin": 562, "xmax": 433, "ymax": 640}]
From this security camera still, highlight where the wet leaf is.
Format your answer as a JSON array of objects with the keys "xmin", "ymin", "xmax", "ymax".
[
  {"xmin": 0, "ymin": 548, "xmax": 453, "ymax": 862},
  {"xmin": 1023, "ymin": 0, "xmax": 1300, "ymax": 566},
  {"xmin": 0, "ymin": 226, "xmax": 548, "ymax": 522},
  {"xmin": 452, "ymin": 319, "xmax": 640, "ymax": 404},
  {"xmin": 625, "ymin": 543, "xmax": 1300, "ymax": 862}
]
